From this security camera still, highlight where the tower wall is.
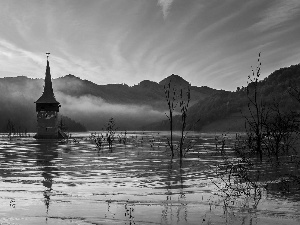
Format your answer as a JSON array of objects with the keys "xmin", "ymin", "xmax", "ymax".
[
  {"xmin": 36, "ymin": 111, "xmax": 59, "ymax": 139},
  {"xmin": 36, "ymin": 103, "xmax": 60, "ymax": 112}
]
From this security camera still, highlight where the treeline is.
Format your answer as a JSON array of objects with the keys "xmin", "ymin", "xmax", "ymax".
[
  {"xmin": 60, "ymin": 115, "xmax": 87, "ymax": 132},
  {"xmin": 1, "ymin": 64, "xmax": 300, "ymax": 132},
  {"xmin": 149, "ymin": 63, "xmax": 300, "ymax": 131},
  {"xmin": 191, "ymin": 63, "xmax": 300, "ymax": 130},
  {"xmin": 0, "ymin": 74, "xmax": 221, "ymax": 132}
]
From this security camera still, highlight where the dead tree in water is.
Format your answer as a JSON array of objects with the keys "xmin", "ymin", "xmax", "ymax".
[
  {"xmin": 164, "ymin": 80, "xmax": 178, "ymax": 158},
  {"xmin": 263, "ymin": 103, "xmax": 299, "ymax": 161},
  {"xmin": 6, "ymin": 119, "xmax": 15, "ymax": 139},
  {"xmin": 164, "ymin": 77, "xmax": 191, "ymax": 161},
  {"xmin": 244, "ymin": 53, "xmax": 268, "ymax": 161},
  {"xmin": 179, "ymin": 87, "xmax": 191, "ymax": 160},
  {"xmin": 106, "ymin": 118, "xmax": 117, "ymax": 150}
]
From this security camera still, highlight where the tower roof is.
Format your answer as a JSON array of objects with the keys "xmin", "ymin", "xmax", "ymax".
[{"xmin": 35, "ymin": 56, "xmax": 60, "ymax": 104}]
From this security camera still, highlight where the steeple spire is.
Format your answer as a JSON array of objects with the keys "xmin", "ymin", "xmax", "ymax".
[
  {"xmin": 44, "ymin": 52, "xmax": 54, "ymax": 96},
  {"xmin": 35, "ymin": 53, "xmax": 59, "ymax": 104}
]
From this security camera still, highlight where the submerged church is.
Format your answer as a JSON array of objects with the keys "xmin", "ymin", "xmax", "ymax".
[{"xmin": 34, "ymin": 53, "xmax": 66, "ymax": 139}]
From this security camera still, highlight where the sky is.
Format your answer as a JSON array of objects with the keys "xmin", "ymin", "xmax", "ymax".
[{"xmin": 0, "ymin": 0, "xmax": 300, "ymax": 91}]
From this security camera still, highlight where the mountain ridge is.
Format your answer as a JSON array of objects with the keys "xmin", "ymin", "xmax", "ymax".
[
  {"xmin": 144, "ymin": 63, "xmax": 300, "ymax": 131},
  {"xmin": 0, "ymin": 73, "xmax": 222, "ymax": 131},
  {"xmin": 0, "ymin": 63, "xmax": 299, "ymax": 132}
]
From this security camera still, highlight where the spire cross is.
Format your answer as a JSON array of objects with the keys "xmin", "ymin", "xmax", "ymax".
[{"xmin": 46, "ymin": 52, "xmax": 50, "ymax": 60}]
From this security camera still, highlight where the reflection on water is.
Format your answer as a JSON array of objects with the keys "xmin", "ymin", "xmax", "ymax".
[
  {"xmin": 0, "ymin": 132, "xmax": 299, "ymax": 225},
  {"xmin": 36, "ymin": 142, "xmax": 59, "ymax": 214}
]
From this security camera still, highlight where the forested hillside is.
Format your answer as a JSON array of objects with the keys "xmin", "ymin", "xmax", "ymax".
[
  {"xmin": 1, "ymin": 63, "xmax": 299, "ymax": 132},
  {"xmin": 147, "ymin": 63, "xmax": 300, "ymax": 131},
  {"xmin": 0, "ymin": 74, "xmax": 221, "ymax": 132}
]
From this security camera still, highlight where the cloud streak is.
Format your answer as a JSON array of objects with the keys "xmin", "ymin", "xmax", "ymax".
[
  {"xmin": 157, "ymin": 0, "xmax": 174, "ymax": 19},
  {"xmin": 252, "ymin": 0, "xmax": 300, "ymax": 31},
  {"xmin": 0, "ymin": 0, "xmax": 300, "ymax": 91}
]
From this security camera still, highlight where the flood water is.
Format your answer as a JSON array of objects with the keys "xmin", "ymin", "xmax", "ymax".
[{"xmin": 0, "ymin": 131, "xmax": 299, "ymax": 225}]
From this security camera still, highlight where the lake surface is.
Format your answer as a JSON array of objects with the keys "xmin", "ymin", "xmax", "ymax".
[{"xmin": 0, "ymin": 131, "xmax": 299, "ymax": 225}]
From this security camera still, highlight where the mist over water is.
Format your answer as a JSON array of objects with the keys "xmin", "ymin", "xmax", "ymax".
[
  {"xmin": 58, "ymin": 93, "xmax": 166, "ymax": 130},
  {"xmin": 0, "ymin": 132, "xmax": 299, "ymax": 225},
  {"xmin": 0, "ymin": 77, "xmax": 166, "ymax": 131}
]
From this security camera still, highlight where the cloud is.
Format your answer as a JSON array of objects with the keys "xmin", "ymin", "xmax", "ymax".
[
  {"xmin": 1, "ymin": 1, "xmax": 300, "ymax": 91},
  {"xmin": 157, "ymin": 0, "xmax": 175, "ymax": 19},
  {"xmin": 0, "ymin": 39, "xmax": 44, "ymax": 77},
  {"xmin": 252, "ymin": 0, "xmax": 300, "ymax": 31}
]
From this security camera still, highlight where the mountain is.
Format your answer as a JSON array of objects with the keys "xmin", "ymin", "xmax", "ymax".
[
  {"xmin": 0, "ymin": 74, "xmax": 222, "ymax": 132},
  {"xmin": 159, "ymin": 74, "xmax": 190, "ymax": 87},
  {"xmin": 51, "ymin": 73, "xmax": 225, "ymax": 131},
  {"xmin": 145, "ymin": 64, "xmax": 300, "ymax": 132},
  {"xmin": 1, "ymin": 63, "xmax": 299, "ymax": 133},
  {"xmin": 53, "ymin": 74, "xmax": 216, "ymax": 106}
]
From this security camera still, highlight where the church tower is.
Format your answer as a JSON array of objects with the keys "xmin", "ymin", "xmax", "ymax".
[{"xmin": 35, "ymin": 53, "xmax": 63, "ymax": 139}]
